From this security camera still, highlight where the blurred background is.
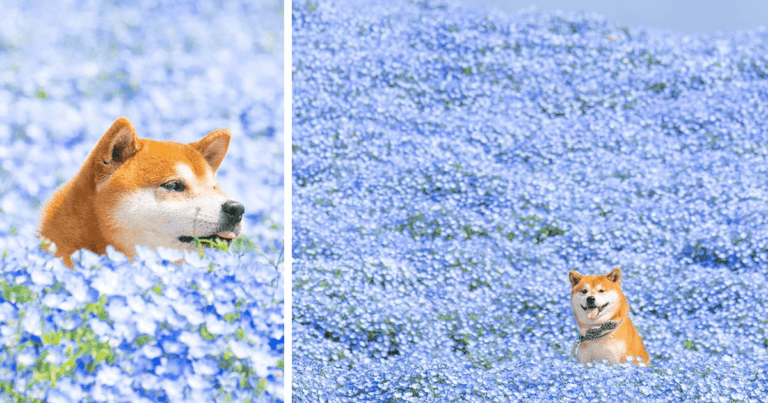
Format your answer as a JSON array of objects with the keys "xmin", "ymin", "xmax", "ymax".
[
  {"xmin": 0, "ymin": 0, "xmax": 284, "ymax": 254},
  {"xmin": 464, "ymin": 0, "xmax": 768, "ymax": 34}
]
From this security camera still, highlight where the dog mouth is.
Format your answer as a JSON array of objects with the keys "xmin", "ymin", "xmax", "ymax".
[
  {"xmin": 178, "ymin": 231, "xmax": 238, "ymax": 248},
  {"xmin": 581, "ymin": 302, "xmax": 609, "ymax": 320}
]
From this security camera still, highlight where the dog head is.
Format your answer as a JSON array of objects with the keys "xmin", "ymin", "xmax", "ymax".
[
  {"xmin": 90, "ymin": 117, "xmax": 244, "ymax": 256},
  {"xmin": 569, "ymin": 267, "xmax": 629, "ymax": 326}
]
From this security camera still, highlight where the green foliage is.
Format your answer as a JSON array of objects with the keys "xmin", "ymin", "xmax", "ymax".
[
  {"xmin": 0, "ymin": 380, "xmax": 44, "ymax": 403},
  {"xmin": 217, "ymin": 348, "xmax": 266, "ymax": 395},
  {"xmin": 84, "ymin": 295, "xmax": 109, "ymax": 321},
  {"xmin": 30, "ymin": 324, "xmax": 117, "ymax": 387},
  {"xmin": 194, "ymin": 236, "xmax": 230, "ymax": 253},
  {"xmin": 2, "ymin": 281, "xmax": 35, "ymax": 304},
  {"xmin": 135, "ymin": 335, "xmax": 151, "ymax": 347},
  {"xmin": 224, "ymin": 312, "xmax": 240, "ymax": 323},
  {"xmin": 152, "ymin": 280, "xmax": 164, "ymax": 296},
  {"xmin": 231, "ymin": 236, "xmax": 258, "ymax": 253},
  {"xmin": 200, "ymin": 324, "xmax": 216, "ymax": 341}
]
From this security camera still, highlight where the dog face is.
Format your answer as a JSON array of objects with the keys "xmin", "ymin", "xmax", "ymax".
[
  {"xmin": 569, "ymin": 268, "xmax": 628, "ymax": 326},
  {"xmin": 91, "ymin": 118, "xmax": 244, "ymax": 256}
]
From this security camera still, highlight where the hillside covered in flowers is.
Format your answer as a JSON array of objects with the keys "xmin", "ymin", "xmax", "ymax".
[
  {"xmin": 0, "ymin": 0, "xmax": 284, "ymax": 401},
  {"xmin": 292, "ymin": 0, "xmax": 768, "ymax": 401}
]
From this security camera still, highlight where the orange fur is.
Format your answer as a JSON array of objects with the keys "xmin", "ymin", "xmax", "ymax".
[
  {"xmin": 569, "ymin": 267, "xmax": 650, "ymax": 366},
  {"xmin": 39, "ymin": 117, "xmax": 233, "ymax": 267}
]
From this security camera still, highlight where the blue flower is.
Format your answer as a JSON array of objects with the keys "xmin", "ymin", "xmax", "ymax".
[
  {"xmin": 91, "ymin": 269, "xmax": 125, "ymax": 296},
  {"xmin": 141, "ymin": 344, "xmax": 163, "ymax": 359},
  {"xmin": 21, "ymin": 306, "xmax": 43, "ymax": 337},
  {"xmin": 29, "ymin": 268, "xmax": 54, "ymax": 286},
  {"xmin": 178, "ymin": 331, "xmax": 214, "ymax": 359},
  {"xmin": 0, "ymin": 302, "xmax": 17, "ymax": 322},
  {"xmin": 204, "ymin": 314, "xmax": 237, "ymax": 336},
  {"xmin": 17, "ymin": 347, "xmax": 37, "ymax": 367},
  {"xmin": 292, "ymin": 0, "xmax": 768, "ymax": 400},
  {"xmin": 156, "ymin": 246, "xmax": 185, "ymax": 263},
  {"xmin": 191, "ymin": 358, "xmax": 220, "ymax": 376}
]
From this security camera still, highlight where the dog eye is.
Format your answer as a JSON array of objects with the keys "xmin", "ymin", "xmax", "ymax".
[
  {"xmin": 161, "ymin": 181, "xmax": 186, "ymax": 192},
  {"xmin": 581, "ymin": 290, "xmax": 587, "ymax": 294},
  {"xmin": 599, "ymin": 290, "xmax": 605, "ymax": 293}
]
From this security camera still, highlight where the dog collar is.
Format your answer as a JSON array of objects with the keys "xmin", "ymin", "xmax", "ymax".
[
  {"xmin": 579, "ymin": 319, "xmax": 624, "ymax": 343},
  {"xmin": 569, "ymin": 319, "xmax": 625, "ymax": 358}
]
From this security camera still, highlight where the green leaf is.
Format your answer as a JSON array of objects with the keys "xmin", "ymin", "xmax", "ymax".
[
  {"xmin": 136, "ymin": 335, "xmax": 151, "ymax": 346},
  {"xmin": 84, "ymin": 295, "xmax": 109, "ymax": 321},
  {"xmin": 1, "ymin": 281, "xmax": 35, "ymax": 303},
  {"xmin": 254, "ymin": 378, "xmax": 267, "ymax": 396},
  {"xmin": 152, "ymin": 279, "xmax": 165, "ymax": 296},
  {"xmin": 200, "ymin": 324, "xmax": 216, "ymax": 341}
]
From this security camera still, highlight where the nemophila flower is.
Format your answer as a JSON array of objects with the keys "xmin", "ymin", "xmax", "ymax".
[
  {"xmin": 293, "ymin": 0, "xmax": 768, "ymax": 400},
  {"xmin": 0, "ymin": 302, "xmax": 18, "ymax": 322},
  {"xmin": 140, "ymin": 344, "xmax": 163, "ymax": 360},
  {"xmin": 0, "ymin": 0, "xmax": 283, "ymax": 401},
  {"xmin": 20, "ymin": 306, "xmax": 43, "ymax": 337},
  {"xmin": 178, "ymin": 330, "xmax": 216, "ymax": 358},
  {"xmin": 16, "ymin": 347, "xmax": 37, "ymax": 367},
  {"xmin": 46, "ymin": 378, "xmax": 85, "ymax": 403}
]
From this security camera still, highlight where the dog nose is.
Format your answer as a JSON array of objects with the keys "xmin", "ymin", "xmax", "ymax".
[
  {"xmin": 586, "ymin": 296, "xmax": 595, "ymax": 305},
  {"xmin": 221, "ymin": 201, "xmax": 244, "ymax": 225}
]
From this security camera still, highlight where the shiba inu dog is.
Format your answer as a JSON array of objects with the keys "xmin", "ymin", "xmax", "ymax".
[
  {"xmin": 568, "ymin": 268, "xmax": 650, "ymax": 366},
  {"xmin": 39, "ymin": 117, "xmax": 244, "ymax": 267}
]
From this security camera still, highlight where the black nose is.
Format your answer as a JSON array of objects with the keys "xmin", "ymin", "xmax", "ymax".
[
  {"xmin": 586, "ymin": 296, "xmax": 595, "ymax": 305},
  {"xmin": 221, "ymin": 201, "xmax": 244, "ymax": 225}
]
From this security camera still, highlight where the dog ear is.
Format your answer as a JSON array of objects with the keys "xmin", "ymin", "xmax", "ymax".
[
  {"xmin": 189, "ymin": 129, "xmax": 231, "ymax": 172},
  {"xmin": 568, "ymin": 271, "xmax": 582, "ymax": 287},
  {"xmin": 91, "ymin": 117, "xmax": 139, "ymax": 185},
  {"xmin": 607, "ymin": 267, "xmax": 622, "ymax": 283}
]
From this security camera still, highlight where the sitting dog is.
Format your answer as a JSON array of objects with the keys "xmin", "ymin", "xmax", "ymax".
[
  {"xmin": 39, "ymin": 117, "xmax": 244, "ymax": 267},
  {"xmin": 569, "ymin": 267, "xmax": 650, "ymax": 366}
]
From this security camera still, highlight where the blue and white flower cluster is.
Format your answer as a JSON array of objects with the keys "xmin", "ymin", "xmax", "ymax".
[
  {"xmin": 292, "ymin": 0, "xmax": 768, "ymax": 400},
  {"xmin": 0, "ymin": 0, "xmax": 283, "ymax": 401},
  {"xmin": 1, "ymin": 243, "xmax": 283, "ymax": 402}
]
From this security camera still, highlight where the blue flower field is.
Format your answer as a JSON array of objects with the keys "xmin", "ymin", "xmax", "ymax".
[
  {"xmin": 292, "ymin": 0, "xmax": 768, "ymax": 401},
  {"xmin": 0, "ymin": 1, "xmax": 284, "ymax": 401}
]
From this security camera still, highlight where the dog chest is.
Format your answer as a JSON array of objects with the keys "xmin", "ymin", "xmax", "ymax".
[{"xmin": 577, "ymin": 338, "xmax": 626, "ymax": 364}]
